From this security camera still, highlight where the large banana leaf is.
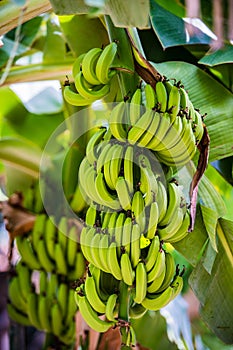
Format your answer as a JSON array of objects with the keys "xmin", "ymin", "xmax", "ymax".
[
  {"xmin": 189, "ymin": 218, "xmax": 233, "ymax": 344},
  {"xmin": 152, "ymin": 61, "xmax": 233, "ymax": 162}
]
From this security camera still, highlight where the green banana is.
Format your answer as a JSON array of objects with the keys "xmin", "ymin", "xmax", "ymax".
[
  {"xmin": 157, "ymin": 207, "xmax": 184, "ymax": 242},
  {"xmin": 67, "ymin": 225, "xmax": 79, "ymax": 267},
  {"xmin": 114, "ymin": 212, "xmax": 126, "ymax": 258},
  {"xmin": 107, "ymin": 241, "xmax": 123, "ymax": 280},
  {"xmin": 81, "ymin": 47, "xmax": 102, "ymax": 85},
  {"xmin": 37, "ymin": 239, "xmax": 55, "ymax": 273},
  {"xmin": 51, "ymin": 302, "xmax": 64, "ymax": 337},
  {"xmin": 137, "ymin": 112, "xmax": 160, "ymax": 148},
  {"xmin": 130, "ymin": 222, "xmax": 141, "ymax": 269},
  {"xmin": 123, "ymin": 145, "xmax": 134, "ymax": 195},
  {"xmin": 109, "ymin": 101, "xmax": 128, "ymax": 142},
  {"xmin": 95, "ymin": 172, "xmax": 121, "ymax": 210},
  {"xmin": 7, "ymin": 303, "xmax": 31, "ymax": 327},
  {"xmin": 54, "ymin": 242, "xmax": 68, "ymax": 275},
  {"xmin": 63, "ymin": 85, "xmax": 96, "ymax": 106},
  {"xmin": 179, "ymin": 86, "xmax": 189, "ymax": 113},
  {"xmin": 144, "ymin": 83, "xmax": 157, "ymax": 109},
  {"xmin": 147, "ymin": 265, "xmax": 166, "ymax": 293},
  {"xmin": 156, "ymin": 252, "xmax": 176, "ymax": 293},
  {"xmin": 39, "ymin": 270, "xmax": 48, "ymax": 295},
  {"xmin": 16, "ymin": 235, "xmax": 41, "ymax": 270},
  {"xmin": 98, "ymin": 233, "xmax": 110, "ymax": 272},
  {"xmin": 57, "ymin": 283, "xmax": 69, "ymax": 318},
  {"xmin": 44, "ymin": 215, "xmax": 57, "ymax": 260},
  {"xmin": 90, "ymin": 232, "xmax": 103, "ymax": 269},
  {"xmin": 109, "ymin": 143, "xmax": 124, "ymax": 188},
  {"xmin": 95, "ymin": 42, "xmax": 118, "ymax": 84},
  {"xmin": 74, "ymin": 71, "xmax": 110, "ymax": 100},
  {"xmin": 38, "ymin": 294, "xmax": 52, "ymax": 332},
  {"xmin": 27, "ymin": 292, "xmax": 42, "ymax": 329},
  {"xmin": 129, "ymin": 88, "xmax": 142, "ymax": 124},
  {"xmin": 85, "ymin": 275, "xmax": 106, "ymax": 314},
  {"xmin": 72, "ymin": 53, "xmax": 86, "ymax": 77},
  {"xmin": 147, "ymin": 248, "xmax": 165, "ymax": 283},
  {"xmin": 134, "ymin": 262, "xmax": 147, "ymax": 304},
  {"xmin": 8, "ymin": 276, "xmax": 27, "ymax": 312},
  {"xmin": 16, "ymin": 261, "xmax": 32, "ymax": 299},
  {"xmin": 122, "ymin": 217, "xmax": 132, "ymax": 255},
  {"xmin": 75, "ymin": 288, "xmax": 115, "ymax": 332},
  {"xmin": 144, "ymin": 235, "xmax": 160, "ymax": 272},
  {"xmin": 116, "ymin": 176, "xmax": 132, "ymax": 211},
  {"xmin": 167, "ymin": 84, "xmax": 180, "ymax": 123},
  {"xmin": 146, "ymin": 202, "xmax": 159, "ymax": 239},
  {"xmin": 105, "ymin": 293, "xmax": 118, "ymax": 321},
  {"xmin": 155, "ymin": 81, "xmax": 167, "ymax": 113},
  {"xmin": 65, "ymin": 288, "xmax": 78, "ymax": 326},
  {"xmin": 129, "ymin": 302, "xmax": 147, "ymax": 319},
  {"xmin": 141, "ymin": 285, "xmax": 174, "ymax": 310},
  {"xmin": 168, "ymin": 210, "xmax": 190, "ymax": 243},
  {"xmin": 57, "ymin": 216, "xmax": 68, "ymax": 255},
  {"xmin": 146, "ymin": 113, "xmax": 171, "ymax": 151},
  {"xmin": 120, "ymin": 252, "xmax": 135, "ymax": 286},
  {"xmin": 31, "ymin": 214, "xmax": 46, "ymax": 251},
  {"xmin": 131, "ymin": 190, "xmax": 146, "ymax": 233},
  {"xmin": 86, "ymin": 127, "xmax": 106, "ymax": 164},
  {"xmin": 157, "ymin": 180, "xmax": 168, "ymax": 223},
  {"xmin": 68, "ymin": 250, "xmax": 86, "ymax": 281},
  {"xmin": 96, "ymin": 142, "xmax": 112, "ymax": 173},
  {"xmin": 128, "ymin": 109, "xmax": 154, "ymax": 145},
  {"xmin": 159, "ymin": 182, "xmax": 181, "ymax": 226}
]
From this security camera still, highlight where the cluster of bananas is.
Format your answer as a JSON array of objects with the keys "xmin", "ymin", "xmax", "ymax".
[
  {"xmin": 109, "ymin": 81, "xmax": 204, "ymax": 167},
  {"xmin": 63, "ymin": 42, "xmax": 118, "ymax": 106},
  {"xmin": 8, "ymin": 261, "xmax": 77, "ymax": 345},
  {"xmin": 74, "ymin": 122, "xmax": 189, "ymax": 339},
  {"xmin": 15, "ymin": 214, "xmax": 85, "ymax": 280}
]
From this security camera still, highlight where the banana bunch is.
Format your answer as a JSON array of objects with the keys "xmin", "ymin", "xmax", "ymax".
[
  {"xmin": 63, "ymin": 42, "xmax": 118, "ymax": 106},
  {"xmin": 22, "ymin": 181, "xmax": 44, "ymax": 214},
  {"xmin": 8, "ymin": 264, "xmax": 77, "ymax": 345},
  {"xmin": 108, "ymin": 81, "xmax": 204, "ymax": 167},
  {"xmin": 16, "ymin": 214, "xmax": 86, "ymax": 281}
]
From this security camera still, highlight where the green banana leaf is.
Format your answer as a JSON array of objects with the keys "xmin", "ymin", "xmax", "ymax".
[
  {"xmin": 189, "ymin": 218, "xmax": 233, "ymax": 344},
  {"xmin": 150, "ymin": 2, "xmax": 213, "ymax": 49},
  {"xmin": 59, "ymin": 14, "xmax": 109, "ymax": 57},
  {"xmin": 152, "ymin": 0, "xmax": 185, "ymax": 18},
  {"xmin": 43, "ymin": 16, "xmax": 66, "ymax": 63},
  {"xmin": 152, "ymin": 61, "xmax": 233, "ymax": 162},
  {"xmin": 198, "ymin": 44, "xmax": 233, "ymax": 66}
]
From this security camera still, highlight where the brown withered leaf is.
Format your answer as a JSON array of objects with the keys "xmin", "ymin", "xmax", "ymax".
[
  {"xmin": 125, "ymin": 29, "xmax": 162, "ymax": 87},
  {"xmin": 189, "ymin": 124, "xmax": 210, "ymax": 231}
]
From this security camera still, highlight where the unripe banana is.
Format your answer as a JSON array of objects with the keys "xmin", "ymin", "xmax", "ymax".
[
  {"xmin": 123, "ymin": 145, "xmax": 134, "ymax": 195},
  {"xmin": 105, "ymin": 293, "xmax": 118, "ymax": 321},
  {"xmin": 7, "ymin": 303, "xmax": 31, "ymax": 327},
  {"xmin": 134, "ymin": 262, "xmax": 147, "ymax": 304},
  {"xmin": 63, "ymin": 85, "xmax": 96, "ymax": 106},
  {"xmin": 141, "ymin": 285, "xmax": 174, "ymax": 310},
  {"xmin": 144, "ymin": 83, "xmax": 157, "ymax": 109},
  {"xmin": 109, "ymin": 101, "xmax": 128, "ymax": 142},
  {"xmin": 16, "ymin": 235, "xmax": 41, "ymax": 270},
  {"xmin": 75, "ymin": 287, "xmax": 115, "ymax": 332},
  {"xmin": 155, "ymin": 81, "xmax": 167, "ymax": 113},
  {"xmin": 81, "ymin": 47, "xmax": 102, "ymax": 85},
  {"xmin": 129, "ymin": 88, "xmax": 142, "ymax": 124},
  {"xmin": 128, "ymin": 110, "xmax": 154, "ymax": 145},
  {"xmin": 95, "ymin": 42, "xmax": 118, "ymax": 84},
  {"xmin": 38, "ymin": 294, "xmax": 52, "ymax": 332},
  {"xmin": 27, "ymin": 292, "xmax": 42, "ymax": 329},
  {"xmin": 107, "ymin": 241, "xmax": 123, "ymax": 280},
  {"xmin": 54, "ymin": 242, "xmax": 68, "ymax": 275},
  {"xmin": 37, "ymin": 239, "xmax": 55, "ymax": 273},
  {"xmin": 85, "ymin": 275, "xmax": 106, "ymax": 314},
  {"xmin": 86, "ymin": 127, "xmax": 106, "ymax": 165},
  {"xmin": 31, "ymin": 214, "xmax": 46, "ymax": 251},
  {"xmin": 167, "ymin": 84, "xmax": 180, "ymax": 123},
  {"xmin": 116, "ymin": 176, "xmax": 132, "ymax": 211},
  {"xmin": 120, "ymin": 252, "xmax": 135, "ymax": 286}
]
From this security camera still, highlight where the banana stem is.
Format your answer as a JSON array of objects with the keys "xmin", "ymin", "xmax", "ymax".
[
  {"xmin": 118, "ymin": 281, "xmax": 131, "ymax": 346},
  {"xmin": 104, "ymin": 15, "xmax": 139, "ymax": 99}
]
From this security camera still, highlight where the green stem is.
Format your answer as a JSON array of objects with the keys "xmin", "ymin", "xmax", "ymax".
[
  {"xmin": 118, "ymin": 281, "xmax": 131, "ymax": 347},
  {"xmin": 104, "ymin": 15, "xmax": 139, "ymax": 99}
]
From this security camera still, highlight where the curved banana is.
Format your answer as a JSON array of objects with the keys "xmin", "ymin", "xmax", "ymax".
[
  {"xmin": 156, "ymin": 252, "xmax": 176, "ymax": 293},
  {"xmin": 144, "ymin": 83, "xmax": 157, "ymax": 109},
  {"xmin": 90, "ymin": 232, "xmax": 103, "ymax": 270},
  {"xmin": 95, "ymin": 172, "xmax": 121, "ymax": 210},
  {"xmin": 85, "ymin": 275, "xmax": 106, "ymax": 314},
  {"xmin": 167, "ymin": 84, "xmax": 180, "ymax": 123},
  {"xmin": 16, "ymin": 235, "xmax": 41, "ymax": 270},
  {"xmin": 146, "ymin": 202, "xmax": 159, "ymax": 239},
  {"xmin": 105, "ymin": 293, "xmax": 118, "ymax": 321},
  {"xmin": 147, "ymin": 248, "xmax": 165, "ymax": 283},
  {"xmin": 146, "ymin": 113, "xmax": 171, "ymax": 151},
  {"xmin": 16, "ymin": 261, "xmax": 32, "ymax": 299},
  {"xmin": 147, "ymin": 265, "xmax": 166, "ymax": 293},
  {"xmin": 157, "ymin": 207, "xmax": 184, "ymax": 242},
  {"xmin": 141, "ymin": 285, "xmax": 174, "ymax": 311},
  {"xmin": 27, "ymin": 292, "xmax": 42, "ymax": 329},
  {"xmin": 155, "ymin": 81, "xmax": 167, "ymax": 113},
  {"xmin": 7, "ymin": 303, "xmax": 31, "ymax": 327},
  {"xmin": 95, "ymin": 42, "xmax": 118, "ymax": 84},
  {"xmin": 120, "ymin": 252, "xmax": 135, "ymax": 286},
  {"xmin": 114, "ymin": 212, "xmax": 126, "ymax": 258},
  {"xmin": 57, "ymin": 216, "xmax": 68, "ymax": 255},
  {"xmin": 44, "ymin": 215, "xmax": 57, "ymax": 260},
  {"xmin": 67, "ymin": 225, "xmax": 79, "ymax": 267},
  {"xmin": 144, "ymin": 235, "xmax": 160, "ymax": 272},
  {"xmin": 109, "ymin": 101, "xmax": 128, "ymax": 142},
  {"xmin": 159, "ymin": 182, "xmax": 181, "ymax": 226},
  {"xmin": 130, "ymin": 222, "xmax": 141, "ymax": 269},
  {"xmin": 63, "ymin": 85, "xmax": 95, "ymax": 106},
  {"xmin": 57, "ymin": 283, "xmax": 69, "ymax": 318},
  {"xmin": 157, "ymin": 180, "xmax": 168, "ymax": 223},
  {"xmin": 98, "ymin": 233, "xmax": 110, "ymax": 273},
  {"xmin": 137, "ymin": 112, "xmax": 160, "ymax": 148},
  {"xmin": 54, "ymin": 242, "xmax": 68, "ymax": 275},
  {"xmin": 128, "ymin": 110, "xmax": 154, "ymax": 145},
  {"xmin": 75, "ymin": 288, "xmax": 115, "ymax": 332},
  {"xmin": 109, "ymin": 143, "xmax": 124, "ymax": 188},
  {"xmin": 179, "ymin": 86, "xmax": 189, "ymax": 114},
  {"xmin": 51, "ymin": 302, "xmax": 64, "ymax": 337},
  {"xmin": 38, "ymin": 294, "xmax": 52, "ymax": 332},
  {"xmin": 37, "ymin": 239, "xmax": 55, "ymax": 273},
  {"xmin": 123, "ymin": 145, "xmax": 134, "ymax": 195},
  {"xmin": 31, "ymin": 214, "xmax": 46, "ymax": 251},
  {"xmin": 129, "ymin": 302, "xmax": 147, "ymax": 319},
  {"xmin": 64, "ymin": 288, "xmax": 78, "ymax": 326},
  {"xmin": 168, "ymin": 210, "xmax": 190, "ymax": 243},
  {"xmin": 86, "ymin": 127, "xmax": 106, "ymax": 164},
  {"xmin": 122, "ymin": 217, "xmax": 132, "ymax": 255},
  {"xmin": 82, "ymin": 47, "xmax": 102, "ymax": 85},
  {"xmin": 72, "ymin": 53, "xmax": 86, "ymax": 78},
  {"xmin": 107, "ymin": 241, "xmax": 122, "ymax": 280},
  {"xmin": 68, "ymin": 250, "xmax": 86, "ymax": 281},
  {"xmin": 8, "ymin": 276, "xmax": 27, "ymax": 312},
  {"xmin": 131, "ymin": 190, "xmax": 146, "ymax": 233},
  {"xmin": 116, "ymin": 176, "xmax": 132, "ymax": 211},
  {"xmin": 134, "ymin": 262, "xmax": 147, "ymax": 304},
  {"xmin": 74, "ymin": 71, "xmax": 110, "ymax": 100},
  {"xmin": 129, "ymin": 88, "xmax": 142, "ymax": 124},
  {"xmin": 96, "ymin": 142, "xmax": 112, "ymax": 173}
]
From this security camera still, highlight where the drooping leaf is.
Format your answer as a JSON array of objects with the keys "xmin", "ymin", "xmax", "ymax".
[
  {"xmin": 153, "ymin": 0, "xmax": 185, "ymax": 18},
  {"xmin": 150, "ymin": 2, "xmax": 213, "ymax": 49},
  {"xmin": 189, "ymin": 218, "xmax": 233, "ymax": 344},
  {"xmin": 200, "ymin": 205, "xmax": 218, "ymax": 252},
  {"xmin": 198, "ymin": 44, "xmax": 233, "ymax": 66},
  {"xmin": 151, "ymin": 61, "xmax": 233, "ymax": 162}
]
